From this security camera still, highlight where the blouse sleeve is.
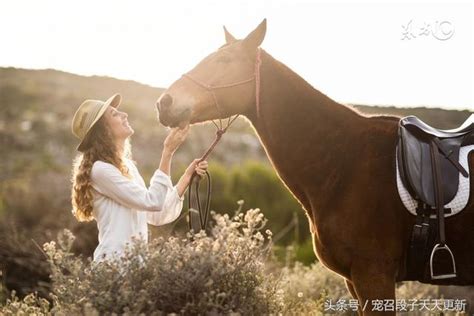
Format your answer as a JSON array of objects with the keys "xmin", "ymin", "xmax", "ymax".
[
  {"xmin": 90, "ymin": 161, "xmax": 183, "ymax": 214},
  {"xmin": 146, "ymin": 185, "xmax": 184, "ymax": 226}
]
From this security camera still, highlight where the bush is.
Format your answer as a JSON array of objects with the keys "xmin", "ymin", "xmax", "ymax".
[
  {"xmin": 278, "ymin": 261, "xmax": 349, "ymax": 315},
  {"xmin": 1, "ymin": 209, "xmax": 286, "ymax": 315}
]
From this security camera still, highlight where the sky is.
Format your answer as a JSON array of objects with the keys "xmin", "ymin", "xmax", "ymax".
[{"xmin": 1, "ymin": 0, "xmax": 473, "ymax": 110}]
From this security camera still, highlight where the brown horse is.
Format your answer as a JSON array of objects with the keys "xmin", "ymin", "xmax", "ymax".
[{"xmin": 156, "ymin": 19, "xmax": 474, "ymax": 314}]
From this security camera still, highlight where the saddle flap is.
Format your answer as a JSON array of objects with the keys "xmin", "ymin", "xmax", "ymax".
[{"xmin": 398, "ymin": 127, "xmax": 462, "ymax": 207}]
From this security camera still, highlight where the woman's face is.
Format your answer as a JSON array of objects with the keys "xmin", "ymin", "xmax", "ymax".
[{"xmin": 103, "ymin": 106, "xmax": 134, "ymax": 141}]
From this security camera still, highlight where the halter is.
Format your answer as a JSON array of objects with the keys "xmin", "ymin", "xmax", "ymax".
[
  {"xmin": 182, "ymin": 48, "xmax": 263, "ymax": 231},
  {"xmin": 182, "ymin": 48, "xmax": 262, "ymax": 135}
]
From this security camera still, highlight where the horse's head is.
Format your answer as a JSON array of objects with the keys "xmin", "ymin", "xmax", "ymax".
[{"xmin": 156, "ymin": 19, "xmax": 267, "ymax": 127}]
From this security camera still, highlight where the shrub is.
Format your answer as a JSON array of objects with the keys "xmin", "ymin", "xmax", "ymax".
[
  {"xmin": 278, "ymin": 261, "xmax": 349, "ymax": 315},
  {"xmin": 0, "ymin": 291, "xmax": 51, "ymax": 315},
  {"xmin": 1, "ymin": 208, "xmax": 285, "ymax": 315}
]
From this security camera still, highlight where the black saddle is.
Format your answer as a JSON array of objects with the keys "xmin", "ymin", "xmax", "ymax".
[
  {"xmin": 402, "ymin": 115, "xmax": 474, "ymax": 139},
  {"xmin": 398, "ymin": 114, "xmax": 473, "ymax": 280},
  {"xmin": 397, "ymin": 115, "xmax": 473, "ymax": 207}
]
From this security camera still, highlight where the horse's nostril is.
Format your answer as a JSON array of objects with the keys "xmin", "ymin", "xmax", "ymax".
[{"xmin": 159, "ymin": 93, "xmax": 173, "ymax": 109}]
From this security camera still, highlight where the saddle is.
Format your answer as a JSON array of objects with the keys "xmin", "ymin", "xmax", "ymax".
[
  {"xmin": 398, "ymin": 115, "xmax": 473, "ymax": 207},
  {"xmin": 397, "ymin": 114, "xmax": 474, "ymax": 280}
]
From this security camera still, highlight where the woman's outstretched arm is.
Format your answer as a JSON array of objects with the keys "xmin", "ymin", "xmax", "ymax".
[
  {"xmin": 158, "ymin": 126, "xmax": 208, "ymax": 198},
  {"xmin": 159, "ymin": 126, "xmax": 189, "ymax": 176},
  {"xmin": 175, "ymin": 159, "xmax": 208, "ymax": 197}
]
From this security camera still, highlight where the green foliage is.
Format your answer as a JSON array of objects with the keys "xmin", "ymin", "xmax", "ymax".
[
  {"xmin": 294, "ymin": 237, "xmax": 318, "ymax": 265},
  {"xmin": 170, "ymin": 160, "xmax": 311, "ymax": 246}
]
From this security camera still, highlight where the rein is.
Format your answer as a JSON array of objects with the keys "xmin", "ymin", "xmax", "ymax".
[{"xmin": 183, "ymin": 48, "xmax": 263, "ymax": 232}]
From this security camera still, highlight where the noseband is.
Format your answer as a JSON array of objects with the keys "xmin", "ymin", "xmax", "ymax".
[
  {"xmin": 182, "ymin": 48, "xmax": 262, "ymax": 135},
  {"xmin": 181, "ymin": 48, "xmax": 263, "ymax": 232}
]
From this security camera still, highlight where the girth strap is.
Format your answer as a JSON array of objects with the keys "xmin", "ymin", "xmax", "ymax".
[
  {"xmin": 432, "ymin": 138, "xmax": 468, "ymax": 177},
  {"xmin": 430, "ymin": 139, "xmax": 446, "ymax": 245}
]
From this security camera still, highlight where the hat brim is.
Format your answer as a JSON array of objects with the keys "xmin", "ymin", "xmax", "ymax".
[{"xmin": 76, "ymin": 93, "xmax": 122, "ymax": 152}]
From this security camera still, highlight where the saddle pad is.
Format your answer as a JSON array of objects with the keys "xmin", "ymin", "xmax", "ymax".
[{"xmin": 396, "ymin": 145, "xmax": 473, "ymax": 218}]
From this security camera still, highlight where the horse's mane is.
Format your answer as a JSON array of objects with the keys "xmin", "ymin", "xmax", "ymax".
[{"xmin": 261, "ymin": 49, "xmax": 400, "ymax": 127}]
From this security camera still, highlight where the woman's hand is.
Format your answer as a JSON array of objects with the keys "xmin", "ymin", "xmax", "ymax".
[
  {"xmin": 159, "ymin": 125, "xmax": 189, "ymax": 176},
  {"xmin": 185, "ymin": 159, "xmax": 209, "ymax": 179},
  {"xmin": 176, "ymin": 159, "xmax": 209, "ymax": 198},
  {"xmin": 163, "ymin": 125, "xmax": 189, "ymax": 154}
]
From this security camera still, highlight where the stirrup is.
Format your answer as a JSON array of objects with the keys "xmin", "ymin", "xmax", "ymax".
[{"xmin": 429, "ymin": 243, "xmax": 457, "ymax": 280}]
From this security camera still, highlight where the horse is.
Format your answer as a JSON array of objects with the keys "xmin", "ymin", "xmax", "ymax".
[{"xmin": 156, "ymin": 19, "xmax": 474, "ymax": 315}]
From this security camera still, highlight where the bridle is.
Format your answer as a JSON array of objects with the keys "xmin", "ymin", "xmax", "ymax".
[
  {"xmin": 182, "ymin": 48, "xmax": 263, "ymax": 232},
  {"xmin": 182, "ymin": 48, "xmax": 263, "ymax": 135}
]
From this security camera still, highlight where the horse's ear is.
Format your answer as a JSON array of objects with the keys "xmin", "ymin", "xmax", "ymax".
[
  {"xmin": 223, "ymin": 26, "xmax": 236, "ymax": 44},
  {"xmin": 242, "ymin": 18, "xmax": 266, "ymax": 49}
]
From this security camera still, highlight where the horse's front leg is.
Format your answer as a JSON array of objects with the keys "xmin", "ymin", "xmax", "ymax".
[
  {"xmin": 345, "ymin": 279, "xmax": 363, "ymax": 316},
  {"xmin": 351, "ymin": 263, "xmax": 397, "ymax": 315}
]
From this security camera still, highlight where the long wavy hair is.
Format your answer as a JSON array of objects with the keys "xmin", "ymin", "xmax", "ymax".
[{"xmin": 71, "ymin": 116, "xmax": 131, "ymax": 222}]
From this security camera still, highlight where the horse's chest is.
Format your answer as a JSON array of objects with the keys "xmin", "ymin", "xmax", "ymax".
[{"xmin": 310, "ymin": 226, "xmax": 352, "ymax": 279}]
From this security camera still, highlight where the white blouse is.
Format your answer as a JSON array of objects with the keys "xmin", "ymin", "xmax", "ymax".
[{"xmin": 90, "ymin": 159, "xmax": 184, "ymax": 263}]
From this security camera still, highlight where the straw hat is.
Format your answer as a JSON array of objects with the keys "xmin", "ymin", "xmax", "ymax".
[{"xmin": 71, "ymin": 93, "xmax": 122, "ymax": 151}]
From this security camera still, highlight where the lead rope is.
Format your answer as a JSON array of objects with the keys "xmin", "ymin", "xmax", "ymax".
[
  {"xmin": 187, "ymin": 125, "xmax": 234, "ymax": 232},
  {"xmin": 186, "ymin": 48, "xmax": 262, "ymax": 232}
]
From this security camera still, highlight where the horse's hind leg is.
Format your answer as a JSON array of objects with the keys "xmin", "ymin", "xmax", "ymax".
[{"xmin": 351, "ymin": 265, "xmax": 396, "ymax": 316}]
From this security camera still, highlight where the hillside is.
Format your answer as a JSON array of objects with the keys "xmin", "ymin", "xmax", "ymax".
[
  {"xmin": 1, "ymin": 67, "xmax": 471, "ymax": 178},
  {"xmin": 0, "ymin": 67, "xmax": 266, "ymax": 182}
]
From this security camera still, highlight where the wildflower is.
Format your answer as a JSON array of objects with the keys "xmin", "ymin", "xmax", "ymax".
[
  {"xmin": 53, "ymin": 252, "xmax": 63, "ymax": 262},
  {"xmin": 254, "ymin": 232, "xmax": 264, "ymax": 242},
  {"xmin": 3, "ymin": 208, "xmax": 286, "ymax": 315}
]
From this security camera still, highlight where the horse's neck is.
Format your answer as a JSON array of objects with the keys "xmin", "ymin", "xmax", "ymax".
[{"xmin": 246, "ymin": 51, "xmax": 364, "ymax": 206}]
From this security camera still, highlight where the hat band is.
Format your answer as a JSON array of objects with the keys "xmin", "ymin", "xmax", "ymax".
[{"xmin": 81, "ymin": 103, "xmax": 104, "ymax": 139}]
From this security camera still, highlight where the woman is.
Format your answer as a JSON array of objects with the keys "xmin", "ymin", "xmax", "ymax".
[{"xmin": 70, "ymin": 93, "xmax": 207, "ymax": 263}]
